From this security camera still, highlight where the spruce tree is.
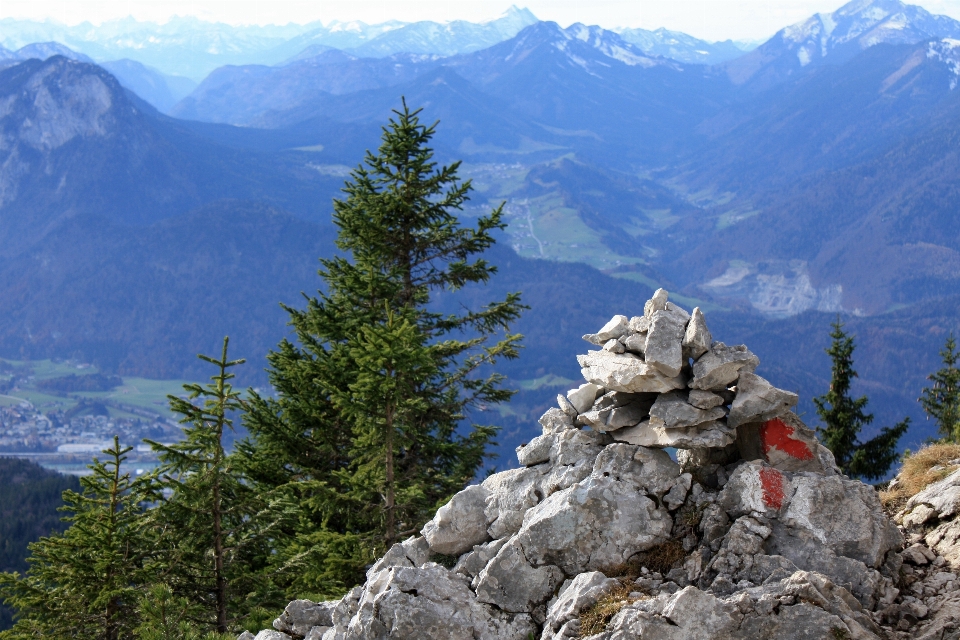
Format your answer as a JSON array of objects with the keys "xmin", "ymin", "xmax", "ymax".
[
  {"xmin": 146, "ymin": 338, "xmax": 294, "ymax": 633},
  {"xmin": 814, "ymin": 318, "xmax": 909, "ymax": 481},
  {"xmin": 0, "ymin": 437, "xmax": 152, "ymax": 640},
  {"xmin": 239, "ymin": 101, "xmax": 524, "ymax": 598},
  {"xmin": 919, "ymin": 334, "xmax": 960, "ymax": 442}
]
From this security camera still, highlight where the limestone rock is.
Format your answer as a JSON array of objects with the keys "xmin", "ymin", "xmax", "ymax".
[
  {"xmin": 254, "ymin": 632, "xmax": 291, "ymax": 640},
  {"xmin": 303, "ymin": 628, "xmax": 327, "ymax": 640},
  {"xmin": 683, "ymin": 307, "xmax": 712, "ymax": 360},
  {"xmin": 602, "ymin": 338, "xmax": 625, "ymax": 353},
  {"xmin": 578, "ymin": 392, "xmax": 655, "ymax": 432},
  {"xmin": 649, "ymin": 390, "xmax": 726, "ymax": 429},
  {"xmin": 720, "ymin": 462, "xmax": 901, "ymax": 606},
  {"xmin": 454, "ymin": 538, "xmax": 509, "ymax": 581},
  {"xmin": 590, "ymin": 572, "xmax": 881, "ymax": 640},
  {"xmin": 474, "ymin": 539, "xmax": 565, "ymax": 613},
  {"xmin": 644, "ymin": 288, "xmax": 669, "ymax": 316},
  {"xmin": 622, "ymin": 333, "xmax": 646, "ymax": 354},
  {"xmin": 344, "ymin": 564, "xmax": 537, "ymax": 639},
  {"xmin": 482, "ymin": 466, "xmax": 544, "ymax": 539},
  {"xmin": 664, "ymin": 473, "xmax": 692, "ymax": 510},
  {"xmin": 907, "ymin": 467, "xmax": 960, "ymax": 522},
  {"xmin": 540, "ymin": 407, "xmax": 575, "ymax": 434},
  {"xmin": 644, "ymin": 309, "xmax": 687, "ymax": 377},
  {"xmin": 578, "ymin": 351, "xmax": 686, "ymax": 394},
  {"xmin": 237, "ymin": 633, "xmax": 255, "ymax": 640},
  {"xmin": 735, "ymin": 412, "xmax": 839, "ymax": 475},
  {"xmin": 556, "ymin": 394, "xmax": 579, "ymax": 419},
  {"xmin": 612, "ymin": 419, "xmax": 737, "ymax": 450},
  {"xmin": 628, "ymin": 315, "xmax": 649, "ymax": 334},
  {"xmin": 422, "ymin": 484, "xmax": 491, "ymax": 556},
  {"xmin": 925, "ymin": 519, "xmax": 960, "ymax": 569},
  {"xmin": 273, "ymin": 599, "xmax": 337, "ymax": 637},
  {"xmin": 567, "ymin": 383, "xmax": 600, "ymax": 414},
  {"xmin": 516, "ymin": 474, "xmax": 673, "ymax": 575},
  {"xmin": 690, "ymin": 342, "xmax": 759, "ymax": 391},
  {"xmin": 595, "ymin": 315, "xmax": 629, "ymax": 341},
  {"xmin": 590, "ymin": 443, "xmax": 681, "ymax": 496},
  {"xmin": 541, "ymin": 572, "xmax": 620, "ymax": 640},
  {"xmin": 517, "ymin": 434, "xmax": 553, "ymax": 466},
  {"xmin": 688, "ymin": 389, "xmax": 724, "ymax": 410},
  {"xmin": 727, "ymin": 372, "xmax": 797, "ymax": 428}
]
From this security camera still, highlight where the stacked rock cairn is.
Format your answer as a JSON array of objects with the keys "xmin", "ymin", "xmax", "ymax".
[{"xmin": 244, "ymin": 289, "xmax": 909, "ymax": 640}]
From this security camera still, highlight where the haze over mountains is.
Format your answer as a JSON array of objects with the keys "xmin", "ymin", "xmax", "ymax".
[{"xmin": 0, "ymin": 0, "xmax": 958, "ymax": 454}]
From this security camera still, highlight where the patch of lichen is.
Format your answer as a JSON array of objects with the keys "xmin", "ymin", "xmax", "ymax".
[{"xmin": 880, "ymin": 443, "xmax": 960, "ymax": 515}]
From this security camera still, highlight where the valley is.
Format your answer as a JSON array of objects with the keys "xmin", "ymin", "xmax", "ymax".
[{"xmin": 0, "ymin": 0, "xmax": 953, "ymax": 467}]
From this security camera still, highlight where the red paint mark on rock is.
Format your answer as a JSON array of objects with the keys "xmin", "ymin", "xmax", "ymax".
[
  {"xmin": 760, "ymin": 418, "xmax": 814, "ymax": 461},
  {"xmin": 759, "ymin": 467, "xmax": 785, "ymax": 510}
]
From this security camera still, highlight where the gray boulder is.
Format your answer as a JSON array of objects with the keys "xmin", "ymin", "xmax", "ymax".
[
  {"xmin": 622, "ymin": 333, "xmax": 646, "ymax": 354},
  {"xmin": 578, "ymin": 351, "xmax": 686, "ymax": 394},
  {"xmin": 254, "ymin": 632, "xmax": 291, "ymax": 640},
  {"xmin": 422, "ymin": 484, "xmax": 491, "ymax": 556},
  {"xmin": 595, "ymin": 315, "xmax": 629, "ymax": 341},
  {"xmin": 517, "ymin": 434, "xmax": 554, "ymax": 466},
  {"xmin": 541, "ymin": 572, "xmax": 620, "ymax": 640},
  {"xmin": 516, "ymin": 474, "xmax": 672, "ymax": 575},
  {"xmin": 905, "ymin": 467, "xmax": 960, "ymax": 523},
  {"xmin": 649, "ymin": 390, "xmax": 726, "ymax": 429},
  {"xmin": 682, "ymin": 307, "xmax": 712, "ymax": 360},
  {"xmin": 474, "ymin": 538, "xmax": 565, "ymax": 613},
  {"xmin": 343, "ymin": 564, "xmax": 537, "ymax": 639},
  {"xmin": 719, "ymin": 462, "xmax": 901, "ymax": 607},
  {"xmin": 567, "ymin": 383, "xmax": 600, "ymax": 414},
  {"xmin": 556, "ymin": 394, "xmax": 579, "ymax": 419},
  {"xmin": 611, "ymin": 420, "xmax": 737, "ymax": 450},
  {"xmin": 273, "ymin": 599, "xmax": 337, "ymax": 637},
  {"xmin": 454, "ymin": 538, "xmax": 510, "ymax": 581},
  {"xmin": 482, "ymin": 466, "xmax": 545, "ymax": 539},
  {"xmin": 644, "ymin": 309, "xmax": 687, "ymax": 377},
  {"xmin": 727, "ymin": 373, "xmax": 797, "ymax": 428},
  {"xmin": 540, "ymin": 407, "xmax": 575, "ymax": 434},
  {"xmin": 690, "ymin": 342, "xmax": 759, "ymax": 391},
  {"xmin": 734, "ymin": 412, "xmax": 839, "ymax": 475},
  {"xmin": 688, "ymin": 389, "xmax": 724, "ymax": 409},
  {"xmin": 586, "ymin": 572, "xmax": 881, "ymax": 640},
  {"xmin": 579, "ymin": 392, "xmax": 655, "ymax": 432},
  {"xmin": 644, "ymin": 288, "xmax": 669, "ymax": 316},
  {"xmin": 590, "ymin": 443, "xmax": 681, "ymax": 496}
]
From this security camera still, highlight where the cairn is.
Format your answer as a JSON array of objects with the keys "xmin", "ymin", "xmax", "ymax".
[{"xmin": 244, "ymin": 289, "xmax": 906, "ymax": 640}]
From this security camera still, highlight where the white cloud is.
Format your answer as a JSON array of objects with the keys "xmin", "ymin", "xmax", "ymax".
[{"xmin": 0, "ymin": 0, "xmax": 957, "ymax": 41}]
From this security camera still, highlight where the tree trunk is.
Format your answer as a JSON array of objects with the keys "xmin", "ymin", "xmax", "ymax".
[{"xmin": 385, "ymin": 399, "xmax": 396, "ymax": 549}]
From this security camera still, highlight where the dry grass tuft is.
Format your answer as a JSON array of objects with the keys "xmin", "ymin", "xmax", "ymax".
[
  {"xmin": 880, "ymin": 443, "xmax": 960, "ymax": 514},
  {"xmin": 601, "ymin": 539, "xmax": 687, "ymax": 581},
  {"xmin": 578, "ymin": 582, "xmax": 636, "ymax": 638}
]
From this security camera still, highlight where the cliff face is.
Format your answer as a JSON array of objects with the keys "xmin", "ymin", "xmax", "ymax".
[{"xmin": 244, "ymin": 289, "xmax": 953, "ymax": 640}]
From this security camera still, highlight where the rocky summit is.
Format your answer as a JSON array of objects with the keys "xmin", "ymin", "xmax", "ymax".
[{"xmin": 241, "ymin": 289, "xmax": 959, "ymax": 640}]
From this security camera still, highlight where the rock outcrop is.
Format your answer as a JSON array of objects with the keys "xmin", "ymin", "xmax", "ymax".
[{"xmin": 243, "ymin": 289, "xmax": 938, "ymax": 640}]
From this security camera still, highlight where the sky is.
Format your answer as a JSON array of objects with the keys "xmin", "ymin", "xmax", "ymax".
[{"xmin": 3, "ymin": 0, "xmax": 960, "ymax": 41}]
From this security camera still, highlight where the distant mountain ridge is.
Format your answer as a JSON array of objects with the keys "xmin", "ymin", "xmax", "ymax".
[
  {"xmin": 723, "ymin": 0, "xmax": 960, "ymax": 87},
  {"xmin": 615, "ymin": 26, "xmax": 752, "ymax": 65},
  {"xmin": 0, "ymin": 6, "xmax": 755, "ymax": 82}
]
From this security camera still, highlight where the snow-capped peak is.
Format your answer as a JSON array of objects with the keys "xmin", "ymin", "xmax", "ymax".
[{"xmin": 927, "ymin": 37, "xmax": 960, "ymax": 89}]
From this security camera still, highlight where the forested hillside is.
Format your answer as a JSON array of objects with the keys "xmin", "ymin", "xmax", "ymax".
[{"xmin": 0, "ymin": 459, "xmax": 77, "ymax": 630}]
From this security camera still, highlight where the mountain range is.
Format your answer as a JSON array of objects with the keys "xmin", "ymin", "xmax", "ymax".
[
  {"xmin": 1, "ymin": 0, "xmax": 959, "ymax": 456},
  {"xmin": 0, "ymin": 7, "xmax": 754, "ymax": 80}
]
